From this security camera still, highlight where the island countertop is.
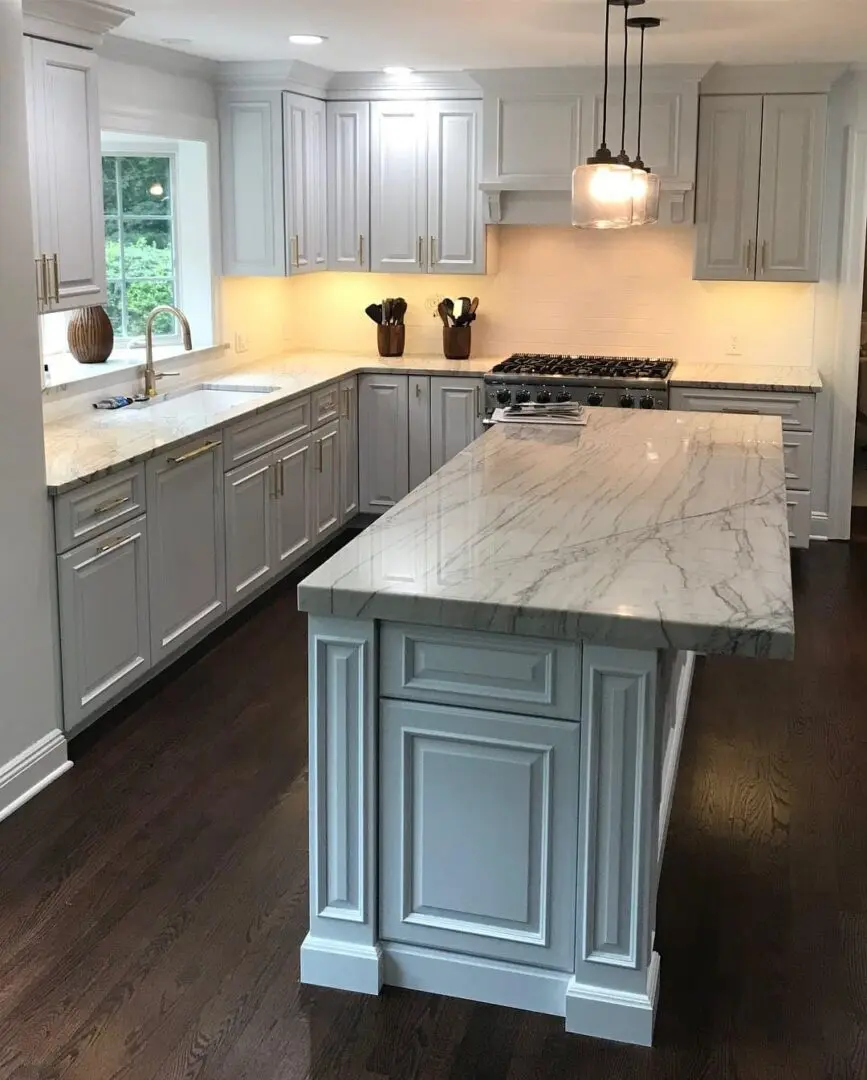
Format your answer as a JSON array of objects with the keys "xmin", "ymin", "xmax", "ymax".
[{"xmin": 298, "ymin": 410, "xmax": 794, "ymax": 658}]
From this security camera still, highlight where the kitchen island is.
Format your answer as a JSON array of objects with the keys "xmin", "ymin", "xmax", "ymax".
[{"xmin": 297, "ymin": 409, "xmax": 794, "ymax": 1046}]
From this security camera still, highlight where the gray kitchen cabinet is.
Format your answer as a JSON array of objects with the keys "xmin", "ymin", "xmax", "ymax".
[
  {"xmin": 370, "ymin": 101, "xmax": 429, "ymax": 274},
  {"xmin": 327, "ymin": 102, "xmax": 371, "ymax": 271},
  {"xmin": 430, "ymin": 376, "xmax": 485, "ymax": 472},
  {"xmin": 428, "ymin": 101, "xmax": 484, "ymax": 275},
  {"xmin": 408, "ymin": 375, "xmax": 432, "ymax": 491},
  {"xmin": 147, "ymin": 437, "xmax": 226, "ymax": 662},
  {"xmin": 225, "ymin": 453, "xmax": 276, "ymax": 609},
  {"xmin": 57, "ymin": 514, "xmax": 150, "ymax": 731},
  {"xmin": 695, "ymin": 93, "xmax": 826, "ymax": 282},
  {"xmin": 25, "ymin": 37, "xmax": 106, "ymax": 311},
  {"xmin": 379, "ymin": 698, "xmax": 581, "ymax": 969},
  {"xmin": 339, "ymin": 377, "xmax": 359, "ymax": 521},
  {"xmin": 275, "ymin": 432, "xmax": 314, "ymax": 569},
  {"xmin": 284, "ymin": 92, "xmax": 328, "ymax": 275},
  {"xmin": 359, "ymin": 374, "xmax": 410, "ymax": 513},
  {"xmin": 312, "ymin": 420, "xmax": 341, "ymax": 541}
]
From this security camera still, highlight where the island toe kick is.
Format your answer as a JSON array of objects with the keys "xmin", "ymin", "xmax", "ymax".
[{"xmin": 300, "ymin": 616, "xmax": 696, "ymax": 1047}]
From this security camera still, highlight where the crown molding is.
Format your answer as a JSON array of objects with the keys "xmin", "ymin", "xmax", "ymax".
[
  {"xmin": 700, "ymin": 63, "xmax": 849, "ymax": 96},
  {"xmin": 23, "ymin": 0, "xmax": 132, "ymax": 49},
  {"xmin": 98, "ymin": 34, "xmax": 219, "ymax": 80},
  {"xmin": 327, "ymin": 70, "xmax": 481, "ymax": 101},
  {"xmin": 217, "ymin": 59, "xmax": 334, "ymax": 97},
  {"xmin": 470, "ymin": 64, "xmax": 710, "ymax": 94}
]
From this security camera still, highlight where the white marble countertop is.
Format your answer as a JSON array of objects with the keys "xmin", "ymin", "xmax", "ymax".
[
  {"xmin": 43, "ymin": 350, "xmax": 498, "ymax": 494},
  {"xmin": 670, "ymin": 362, "xmax": 822, "ymax": 394},
  {"xmin": 298, "ymin": 410, "xmax": 794, "ymax": 659}
]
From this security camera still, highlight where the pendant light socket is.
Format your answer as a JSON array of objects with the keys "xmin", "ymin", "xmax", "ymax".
[{"xmin": 627, "ymin": 13, "xmax": 662, "ymax": 226}]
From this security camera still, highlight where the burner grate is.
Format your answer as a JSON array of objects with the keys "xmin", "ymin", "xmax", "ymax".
[{"xmin": 492, "ymin": 354, "xmax": 676, "ymax": 380}]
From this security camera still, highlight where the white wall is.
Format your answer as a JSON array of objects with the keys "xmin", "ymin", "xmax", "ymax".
[
  {"xmin": 0, "ymin": 0, "xmax": 69, "ymax": 818},
  {"xmin": 97, "ymin": 38, "xmax": 216, "ymax": 121}
]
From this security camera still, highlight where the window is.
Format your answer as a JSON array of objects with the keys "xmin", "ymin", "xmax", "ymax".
[{"xmin": 102, "ymin": 154, "xmax": 180, "ymax": 341}]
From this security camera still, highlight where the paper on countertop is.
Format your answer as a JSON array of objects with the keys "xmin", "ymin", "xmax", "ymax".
[{"xmin": 491, "ymin": 404, "xmax": 588, "ymax": 426}]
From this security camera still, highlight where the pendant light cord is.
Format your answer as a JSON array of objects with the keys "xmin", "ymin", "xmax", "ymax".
[
  {"xmin": 600, "ymin": 0, "xmax": 611, "ymax": 150},
  {"xmin": 636, "ymin": 24, "xmax": 645, "ymax": 161},
  {"xmin": 620, "ymin": 1, "xmax": 629, "ymax": 156}
]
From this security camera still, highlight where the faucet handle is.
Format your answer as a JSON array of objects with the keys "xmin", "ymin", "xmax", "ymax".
[{"xmin": 155, "ymin": 371, "xmax": 181, "ymax": 380}]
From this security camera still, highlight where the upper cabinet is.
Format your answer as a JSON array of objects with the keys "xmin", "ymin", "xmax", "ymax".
[
  {"xmin": 694, "ymin": 93, "xmax": 827, "ymax": 283},
  {"xmin": 25, "ymin": 38, "xmax": 106, "ymax": 311},
  {"xmin": 327, "ymin": 102, "xmax": 371, "ymax": 271},
  {"xmin": 219, "ymin": 89, "xmax": 327, "ymax": 277}
]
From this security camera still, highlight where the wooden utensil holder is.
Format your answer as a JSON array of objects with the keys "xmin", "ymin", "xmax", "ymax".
[
  {"xmin": 443, "ymin": 325, "xmax": 471, "ymax": 360},
  {"xmin": 377, "ymin": 325, "xmax": 405, "ymax": 357}
]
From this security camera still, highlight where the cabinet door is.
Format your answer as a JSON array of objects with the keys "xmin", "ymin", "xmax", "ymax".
[
  {"xmin": 225, "ymin": 454, "xmax": 275, "ymax": 610},
  {"xmin": 756, "ymin": 94, "xmax": 826, "ymax": 283},
  {"xmin": 428, "ymin": 101, "xmax": 484, "ymax": 275},
  {"xmin": 57, "ymin": 515, "xmax": 150, "ymax": 731},
  {"xmin": 274, "ymin": 432, "xmax": 314, "ymax": 570},
  {"xmin": 408, "ymin": 375, "xmax": 432, "ymax": 491},
  {"xmin": 218, "ymin": 91, "xmax": 286, "ymax": 276},
  {"xmin": 694, "ymin": 96, "xmax": 763, "ymax": 281},
  {"xmin": 313, "ymin": 420, "xmax": 341, "ymax": 541},
  {"xmin": 339, "ymin": 377, "xmax": 359, "ymax": 521},
  {"xmin": 370, "ymin": 102, "xmax": 428, "ymax": 273},
  {"xmin": 327, "ymin": 102, "xmax": 371, "ymax": 271},
  {"xmin": 380, "ymin": 699, "xmax": 580, "ymax": 970},
  {"xmin": 147, "ymin": 438, "xmax": 226, "ymax": 662},
  {"xmin": 430, "ymin": 377, "xmax": 484, "ymax": 473},
  {"xmin": 28, "ymin": 39, "xmax": 106, "ymax": 309},
  {"xmin": 284, "ymin": 93, "xmax": 327, "ymax": 275},
  {"xmin": 359, "ymin": 375, "xmax": 410, "ymax": 513}
]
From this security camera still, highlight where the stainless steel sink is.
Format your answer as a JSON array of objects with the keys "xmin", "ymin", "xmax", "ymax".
[{"xmin": 125, "ymin": 381, "xmax": 280, "ymax": 411}]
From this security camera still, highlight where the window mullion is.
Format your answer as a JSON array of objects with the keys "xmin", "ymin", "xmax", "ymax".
[{"xmin": 114, "ymin": 157, "xmax": 129, "ymax": 339}]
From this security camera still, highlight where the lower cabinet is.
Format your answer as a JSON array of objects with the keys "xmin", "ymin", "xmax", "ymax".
[
  {"xmin": 147, "ymin": 437, "xmax": 227, "ymax": 661},
  {"xmin": 57, "ymin": 514, "xmax": 150, "ymax": 730},
  {"xmin": 408, "ymin": 375, "xmax": 432, "ymax": 491},
  {"xmin": 430, "ymin": 376, "xmax": 484, "ymax": 472},
  {"xmin": 313, "ymin": 419, "xmax": 341, "ymax": 541},
  {"xmin": 359, "ymin": 374, "xmax": 410, "ymax": 513},
  {"xmin": 339, "ymin": 376, "xmax": 359, "ymax": 521},
  {"xmin": 379, "ymin": 697, "xmax": 580, "ymax": 970},
  {"xmin": 274, "ymin": 433, "xmax": 314, "ymax": 571}
]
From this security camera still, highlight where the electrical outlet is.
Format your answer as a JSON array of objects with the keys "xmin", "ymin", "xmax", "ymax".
[
  {"xmin": 234, "ymin": 332, "xmax": 249, "ymax": 354},
  {"xmin": 425, "ymin": 294, "xmax": 444, "ymax": 314},
  {"xmin": 726, "ymin": 335, "xmax": 742, "ymax": 356}
]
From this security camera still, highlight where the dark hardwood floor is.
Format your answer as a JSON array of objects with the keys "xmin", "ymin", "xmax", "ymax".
[{"xmin": 2, "ymin": 533, "xmax": 867, "ymax": 1079}]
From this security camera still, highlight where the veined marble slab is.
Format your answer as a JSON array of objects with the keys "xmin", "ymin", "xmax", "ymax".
[
  {"xmin": 298, "ymin": 410, "xmax": 794, "ymax": 659},
  {"xmin": 670, "ymin": 362, "xmax": 822, "ymax": 394}
]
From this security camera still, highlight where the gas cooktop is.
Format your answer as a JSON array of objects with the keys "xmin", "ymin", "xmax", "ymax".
[{"xmin": 491, "ymin": 354, "xmax": 676, "ymax": 381}]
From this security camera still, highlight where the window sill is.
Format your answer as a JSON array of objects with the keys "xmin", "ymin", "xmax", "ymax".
[{"xmin": 42, "ymin": 342, "xmax": 228, "ymax": 399}]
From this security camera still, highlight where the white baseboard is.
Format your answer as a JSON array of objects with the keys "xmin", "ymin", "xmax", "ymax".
[
  {"xmin": 0, "ymin": 730, "xmax": 71, "ymax": 825},
  {"xmin": 300, "ymin": 934, "xmax": 383, "ymax": 995},
  {"xmin": 658, "ymin": 651, "xmax": 695, "ymax": 863},
  {"xmin": 564, "ymin": 951, "xmax": 660, "ymax": 1046}
]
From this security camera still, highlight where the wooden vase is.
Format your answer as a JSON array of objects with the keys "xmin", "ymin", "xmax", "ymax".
[
  {"xmin": 377, "ymin": 324, "xmax": 405, "ymax": 358},
  {"xmin": 67, "ymin": 305, "xmax": 114, "ymax": 364},
  {"xmin": 443, "ymin": 325, "xmax": 471, "ymax": 361}
]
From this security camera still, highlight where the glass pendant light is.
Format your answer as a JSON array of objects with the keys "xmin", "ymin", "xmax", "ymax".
[
  {"xmin": 626, "ymin": 15, "xmax": 662, "ymax": 226},
  {"xmin": 572, "ymin": 0, "xmax": 644, "ymax": 229}
]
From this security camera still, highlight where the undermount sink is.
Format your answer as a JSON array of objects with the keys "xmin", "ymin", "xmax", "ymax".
[{"xmin": 125, "ymin": 381, "xmax": 280, "ymax": 411}]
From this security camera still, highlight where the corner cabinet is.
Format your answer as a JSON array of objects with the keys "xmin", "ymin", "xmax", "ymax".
[
  {"xmin": 327, "ymin": 103, "xmax": 371, "ymax": 271},
  {"xmin": 430, "ymin": 377, "xmax": 484, "ymax": 473},
  {"xmin": 359, "ymin": 374, "xmax": 410, "ymax": 512},
  {"xmin": 284, "ymin": 93, "xmax": 328, "ymax": 275},
  {"xmin": 695, "ymin": 94, "xmax": 827, "ymax": 283},
  {"xmin": 25, "ymin": 37, "xmax": 106, "ymax": 311}
]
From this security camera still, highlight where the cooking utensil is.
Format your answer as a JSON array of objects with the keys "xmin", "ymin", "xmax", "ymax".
[
  {"xmin": 436, "ymin": 300, "xmax": 451, "ymax": 328},
  {"xmin": 365, "ymin": 303, "xmax": 383, "ymax": 324},
  {"xmin": 383, "ymin": 298, "xmax": 393, "ymax": 325},
  {"xmin": 456, "ymin": 297, "xmax": 471, "ymax": 323},
  {"xmin": 391, "ymin": 297, "xmax": 407, "ymax": 325}
]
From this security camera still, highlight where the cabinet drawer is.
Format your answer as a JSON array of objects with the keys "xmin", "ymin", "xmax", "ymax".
[
  {"xmin": 786, "ymin": 489, "xmax": 811, "ymax": 549},
  {"xmin": 312, "ymin": 384, "xmax": 340, "ymax": 427},
  {"xmin": 782, "ymin": 431, "xmax": 814, "ymax": 489},
  {"xmin": 380, "ymin": 623, "xmax": 581, "ymax": 720},
  {"xmin": 54, "ymin": 464, "xmax": 146, "ymax": 554},
  {"xmin": 670, "ymin": 387, "xmax": 815, "ymax": 431},
  {"xmin": 223, "ymin": 396, "xmax": 311, "ymax": 468}
]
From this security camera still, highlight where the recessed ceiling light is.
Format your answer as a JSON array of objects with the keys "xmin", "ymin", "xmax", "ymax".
[
  {"xmin": 289, "ymin": 34, "xmax": 327, "ymax": 45},
  {"xmin": 383, "ymin": 66, "xmax": 414, "ymax": 76}
]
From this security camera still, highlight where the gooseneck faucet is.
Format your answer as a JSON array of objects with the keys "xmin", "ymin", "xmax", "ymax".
[{"xmin": 144, "ymin": 305, "xmax": 193, "ymax": 397}]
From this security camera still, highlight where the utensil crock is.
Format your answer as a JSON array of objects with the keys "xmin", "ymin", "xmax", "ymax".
[
  {"xmin": 443, "ymin": 325, "xmax": 471, "ymax": 361},
  {"xmin": 377, "ymin": 324, "xmax": 405, "ymax": 358}
]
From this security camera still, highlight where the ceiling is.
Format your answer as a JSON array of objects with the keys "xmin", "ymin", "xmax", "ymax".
[{"xmin": 116, "ymin": 0, "xmax": 867, "ymax": 69}]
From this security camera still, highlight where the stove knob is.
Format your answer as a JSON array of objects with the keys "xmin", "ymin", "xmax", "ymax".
[
  {"xmin": 619, "ymin": 392, "xmax": 635, "ymax": 409},
  {"xmin": 639, "ymin": 393, "xmax": 655, "ymax": 410},
  {"xmin": 496, "ymin": 387, "xmax": 512, "ymax": 405},
  {"xmin": 536, "ymin": 388, "xmax": 552, "ymax": 404},
  {"xmin": 587, "ymin": 391, "xmax": 604, "ymax": 407},
  {"xmin": 556, "ymin": 389, "xmax": 572, "ymax": 403},
  {"xmin": 516, "ymin": 387, "xmax": 532, "ymax": 404}
]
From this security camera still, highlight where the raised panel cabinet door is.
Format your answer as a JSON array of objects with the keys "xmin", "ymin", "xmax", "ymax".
[
  {"xmin": 339, "ymin": 377, "xmax": 359, "ymax": 521},
  {"xmin": 147, "ymin": 438, "xmax": 226, "ymax": 663},
  {"xmin": 224, "ymin": 453, "xmax": 275, "ymax": 610},
  {"xmin": 28, "ymin": 39, "xmax": 106, "ymax": 309},
  {"xmin": 379, "ymin": 699, "xmax": 580, "ymax": 970},
  {"xmin": 408, "ymin": 375, "xmax": 432, "ymax": 491},
  {"xmin": 313, "ymin": 420, "xmax": 341, "ymax": 541},
  {"xmin": 218, "ymin": 91, "xmax": 286, "ymax": 276},
  {"xmin": 428, "ymin": 101, "xmax": 484, "ymax": 274},
  {"xmin": 359, "ymin": 374, "xmax": 410, "ymax": 513},
  {"xmin": 430, "ymin": 377, "xmax": 484, "ymax": 472},
  {"xmin": 487, "ymin": 94, "xmax": 583, "ymax": 183},
  {"xmin": 284, "ymin": 93, "xmax": 328, "ymax": 275},
  {"xmin": 694, "ymin": 95, "xmax": 763, "ymax": 281},
  {"xmin": 57, "ymin": 515, "xmax": 150, "ymax": 731},
  {"xmin": 757, "ymin": 94, "xmax": 827, "ymax": 283},
  {"xmin": 274, "ymin": 432, "xmax": 314, "ymax": 570},
  {"xmin": 327, "ymin": 102, "xmax": 371, "ymax": 271},
  {"xmin": 370, "ymin": 101, "xmax": 428, "ymax": 273}
]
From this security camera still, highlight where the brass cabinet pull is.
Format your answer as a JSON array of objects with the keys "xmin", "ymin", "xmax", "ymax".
[
  {"xmin": 418, "ymin": 235, "xmax": 424, "ymax": 267},
  {"xmin": 416, "ymin": 382, "xmax": 422, "ymax": 399},
  {"xmin": 342, "ymin": 387, "xmax": 351, "ymax": 418},
  {"xmin": 279, "ymin": 459, "xmax": 286, "ymax": 496},
  {"xmin": 720, "ymin": 407, "xmax": 761, "ymax": 415},
  {"xmin": 475, "ymin": 385, "xmax": 482, "ymax": 418},
  {"xmin": 430, "ymin": 235, "xmax": 437, "ymax": 266},
  {"xmin": 35, "ymin": 257, "xmax": 46, "ymax": 310},
  {"xmin": 90, "ymin": 494, "xmax": 131, "ymax": 517},
  {"xmin": 745, "ymin": 239, "xmax": 754, "ymax": 274},
  {"xmin": 270, "ymin": 462, "xmax": 278, "ymax": 499},
  {"xmin": 167, "ymin": 439, "xmax": 221, "ymax": 466},
  {"xmin": 760, "ymin": 239, "xmax": 768, "ymax": 274},
  {"xmin": 291, "ymin": 234, "xmax": 300, "ymax": 268},
  {"xmin": 358, "ymin": 234, "xmax": 364, "ymax": 266},
  {"xmin": 96, "ymin": 533, "xmax": 137, "ymax": 557},
  {"xmin": 316, "ymin": 439, "xmax": 323, "ymax": 473},
  {"xmin": 49, "ymin": 253, "xmax": 60, "ymax": 301}
]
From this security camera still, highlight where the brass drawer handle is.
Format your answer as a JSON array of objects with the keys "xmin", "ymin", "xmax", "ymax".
[
  {"xmin": 418, "ymin": 235, "xmax": 424, "ymax": 267},
  {"xmin": 359, "ymin": 234, "xmax": 365, "ymax": 266},
  {"xmin": 430, "ymin": 235, "xmax": 437, "ymax": 266},
  {"xmin": 167, "ymin": 440, "xmax": 221, "ymax": 466},
  {"xmin": 90, "ymin": 494, "xmax": 131, "ymax": 517},
  {"xmin": 35, "ymin": 256, "xmax": 47, "ymax": 310},
  {"xmin": 49, "ymin": 253, "xmax": 60, "ymax": 302},
  {"xmin": 96, "ymin": 533, "xmax": 137, "ymax": 556},
  {"xmin": 745, "ymin": 239, "xmax": 754, "ymax": 273},
  {"xmin": 721, "ymin": 407, "xmax": 761, "ymax": 415}
]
